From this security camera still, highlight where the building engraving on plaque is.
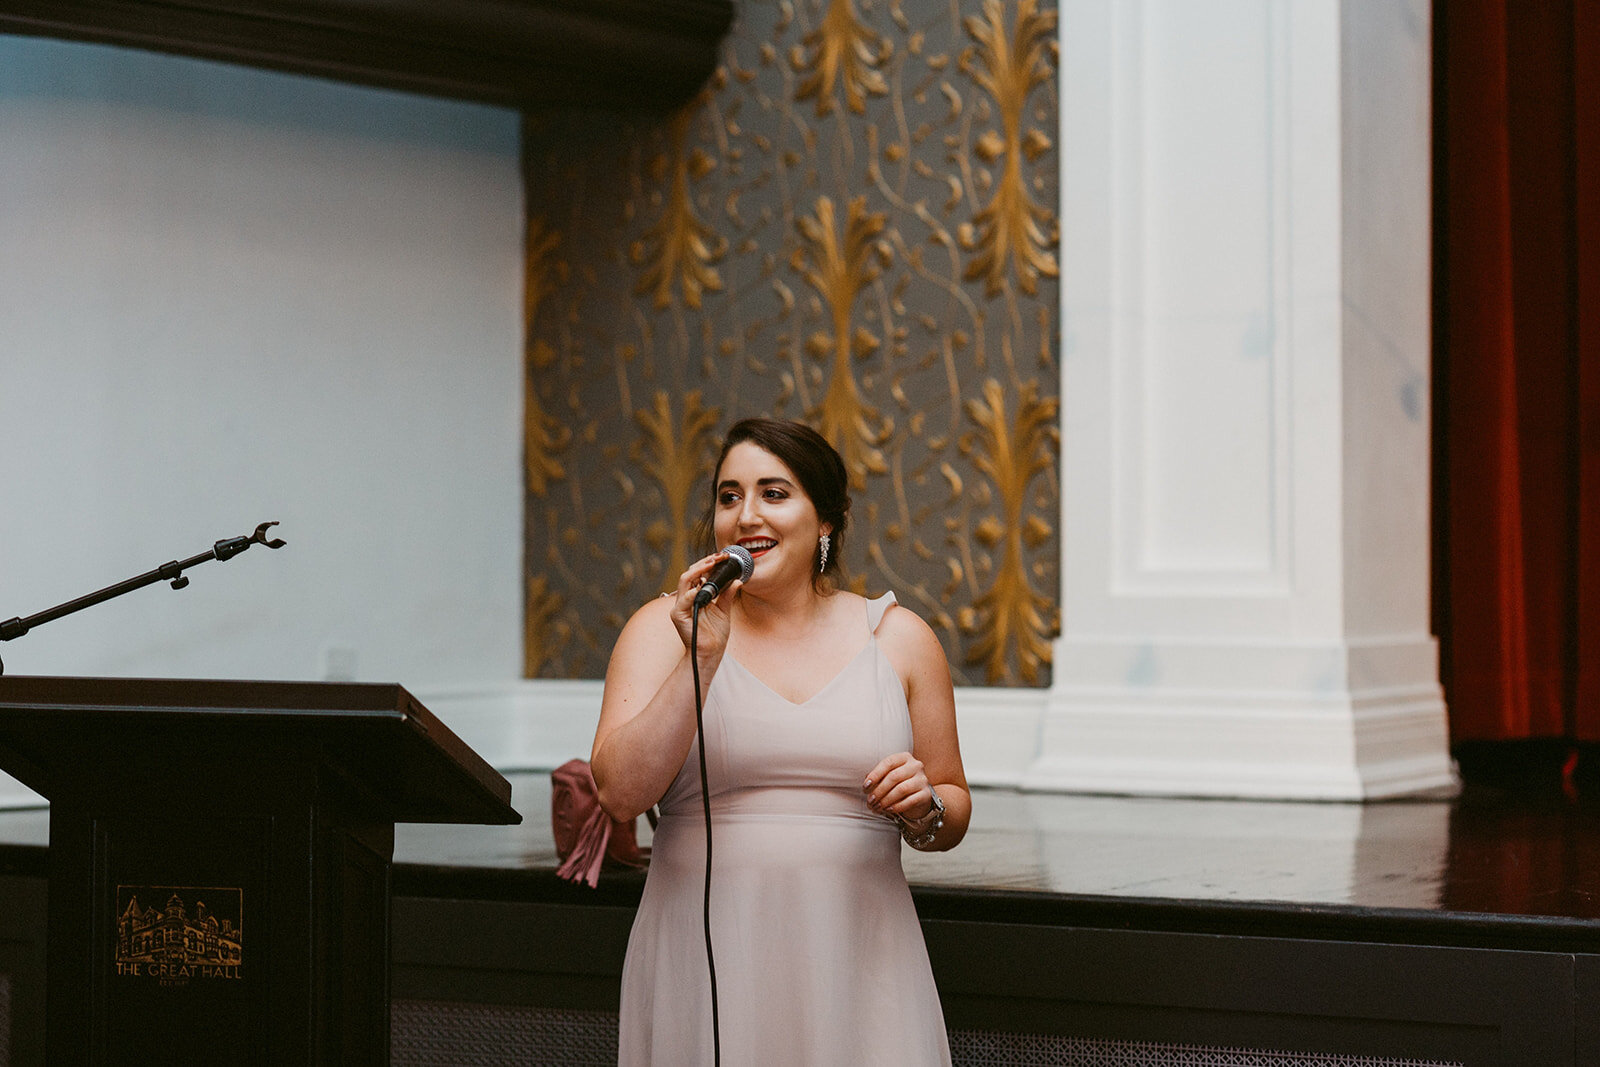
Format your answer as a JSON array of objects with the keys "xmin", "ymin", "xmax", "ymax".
[{"xmin": 115, "ymin": 885, "xmax": 243, "ymax": 986}]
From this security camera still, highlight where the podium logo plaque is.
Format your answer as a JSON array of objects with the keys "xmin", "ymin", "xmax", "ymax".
[{"xmin": 115, "ymin": 885, "xmax": 244, "ymax": 986}]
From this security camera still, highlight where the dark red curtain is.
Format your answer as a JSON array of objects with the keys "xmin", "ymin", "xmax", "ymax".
[
  {"xmin": 1582, "ymin": 0, "xmax": 1600, "ymax": 740},
  {"xmin": 1435, "ymin": 0, "xmax": 1600, "ymax": 742}
]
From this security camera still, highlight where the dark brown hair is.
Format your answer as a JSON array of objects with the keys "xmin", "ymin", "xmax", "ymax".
[{"xmin": 699, "ymin": 418, "xmax": 851, "ymax": 588}]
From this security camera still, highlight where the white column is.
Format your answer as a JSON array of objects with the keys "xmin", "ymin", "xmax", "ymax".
[{"xmin": 1032, "ymin": 0, "xmax": 1455, "ymax": 799}]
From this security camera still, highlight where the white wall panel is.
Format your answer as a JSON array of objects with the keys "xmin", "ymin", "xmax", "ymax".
[
  {"xmin": 0, "ymin": 38, "xmax": 522, "ymax": 803},
  {"xmin": 1112, "ymin": 0, "xmax": 1288, "ymax": 586},
  {"xmin": 1038, "ymin": 0, "xmax": 1452, "ymax": 799}
]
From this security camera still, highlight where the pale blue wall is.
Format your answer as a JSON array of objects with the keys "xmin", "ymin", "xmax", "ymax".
[{"xmin": 0, "ymin": 36, "xmax": 523, "ymax": 690}]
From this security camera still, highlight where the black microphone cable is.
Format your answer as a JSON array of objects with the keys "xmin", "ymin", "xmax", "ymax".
[
  {"xmin": 689, "ymin": 601, "xmax": 722, "ymax": 1067},
  {"xmin": 684, "ymin": 544, "xmax": 747, "ymax": 1066}
]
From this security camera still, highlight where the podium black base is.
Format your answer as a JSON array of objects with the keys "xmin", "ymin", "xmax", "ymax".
[
  {"xmin": 0, "ymin": 677, "xmax": 518, "ymax": 1067},
  {"xmin": 49, "ymin": 763, "xmax": 392, "ymax": 1065}
]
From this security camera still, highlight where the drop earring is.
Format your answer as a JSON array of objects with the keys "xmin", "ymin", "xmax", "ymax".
[{"xmin": 818, "ymin": 533, "xmax": 830, "ymax": 573}]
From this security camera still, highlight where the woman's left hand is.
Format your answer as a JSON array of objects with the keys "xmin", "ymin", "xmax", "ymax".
[{"xmin": 863, "ymin": 751, "xmax": 936, "ymax": 821}]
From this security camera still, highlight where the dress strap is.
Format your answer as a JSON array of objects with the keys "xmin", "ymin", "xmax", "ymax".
[{"xmin": 866, "ymin": 591, "xmax": 898, "ymax": 633}]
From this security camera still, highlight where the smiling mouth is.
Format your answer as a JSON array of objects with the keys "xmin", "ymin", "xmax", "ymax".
[{"xmin": 738, "ymin": 538, "xmax": 777, "ymax": 555}]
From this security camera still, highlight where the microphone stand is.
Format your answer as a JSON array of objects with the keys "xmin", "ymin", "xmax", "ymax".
[{"xmin": 0, "ymin": 521, "xmax": 286, "ymax": 676}]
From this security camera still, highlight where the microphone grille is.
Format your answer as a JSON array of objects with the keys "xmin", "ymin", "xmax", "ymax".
[{"xmin": 723, "ymin": 543, "xmax": 755, "ymax": 582}]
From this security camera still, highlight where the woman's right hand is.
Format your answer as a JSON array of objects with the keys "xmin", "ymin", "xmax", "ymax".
[
  {"xmin": 669, "ymin": 551, "xmax": 743, "ymax": 663},
  {"xmin": 593, "ymin": 562, "xmax": 740, "ymax": 822}
]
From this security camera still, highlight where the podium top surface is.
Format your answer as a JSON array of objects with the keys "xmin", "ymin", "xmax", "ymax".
[{"xmin": 0, "ymin": 676, "xmax": 521, "ymax": 826}]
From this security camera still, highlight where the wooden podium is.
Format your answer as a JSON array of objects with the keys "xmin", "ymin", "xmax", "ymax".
[{"xmin": 0, "ymin": 676, "xmax": 521, "ymax": 1066}]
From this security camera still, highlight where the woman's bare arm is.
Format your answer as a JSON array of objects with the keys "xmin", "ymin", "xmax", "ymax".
[
  {"xmin": 864, "ymin": 604, "xmax": 971, "ymax": 850},
  {"xmin": 591, "ymin": 554, "xmax": 742, "ymax": 821}
]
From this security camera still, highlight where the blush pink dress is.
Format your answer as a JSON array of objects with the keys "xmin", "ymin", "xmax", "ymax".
[{"xmin": 617, "ymin": 593, "xmax": 951, "ymax": 1065}]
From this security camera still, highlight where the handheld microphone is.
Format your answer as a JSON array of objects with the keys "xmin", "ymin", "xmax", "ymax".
[{"xmin": 693, "ymin": 544, "xmax": 754, "ymax": 608}]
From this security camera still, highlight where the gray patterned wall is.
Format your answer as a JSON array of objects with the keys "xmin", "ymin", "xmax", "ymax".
[{"xmin": 520, "ymin": 0, "xmax": 1061, "ymax": 685}]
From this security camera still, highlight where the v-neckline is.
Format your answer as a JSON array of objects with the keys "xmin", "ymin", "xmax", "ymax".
[{"xmin": 724, "ymin": 640, "xmax": 875, "ymax": 708}]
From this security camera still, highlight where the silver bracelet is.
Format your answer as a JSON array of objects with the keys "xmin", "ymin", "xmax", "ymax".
[{"xmin": 897, "ymin": 787, "xmax": 945, "ymax": 849}]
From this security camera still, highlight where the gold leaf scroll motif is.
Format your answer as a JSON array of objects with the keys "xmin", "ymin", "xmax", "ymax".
[
  {"xmin": 793, "ymin": 0, "xmax": 891, "ymax": 116},
  {"xmin": 634, "ymin": 106, "xmax": 726, "ymax": 310},
  {"xmin": 962, "ymin": 378, "xmax": 1058, "ymax": 683},
  {"xmin": 524, "ymin": 573, "xmax": 567, "ymax": 678},
  {"xmin": 961, "ymin": 0, "xmax": 1059, "ymax": 296},
  {"xmin": 634, "ymin": 390, "xmax": 722, "ymax": 583},
  {"xmin": 794, "ymin": 196, "xmax": 893, "ymax": 488},
  {"xmin": 524, "ymin": 215, "xmax": 570, "ymax": 496}
]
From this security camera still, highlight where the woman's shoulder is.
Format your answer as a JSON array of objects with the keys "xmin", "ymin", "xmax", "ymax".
[
  {"xmin": 827, "ymin": 589, "xmax": 901, "ymax": 629},
  {"xmin": 873, "ymin": 594, "xmax": 930, "ymax": 635},
  {"xmin": 827, "ymin": 589, "xmax": 870, "ymax": 613},
  {"xmin": 869, "ymin": 595, "xmax": 952, "ymax": 699},
  {"xmin": 606, "ymin": 594, "xmax": 683, "ymax": 682},
  {"xmin": 614, "ymin": 592, "xmax": 676, "ymax": 645},
  {"xmin": 630, "ymin": 591, "xmax": 675, "ymax": 623},
  {"xmin": 869, "ymin": 593, "xmax": 945, "ymax": 658}
]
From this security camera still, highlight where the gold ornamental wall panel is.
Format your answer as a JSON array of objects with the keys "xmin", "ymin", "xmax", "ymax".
[{"xmin": 523, "ymin": 0, "xmax": 1059, "ymax": 686}]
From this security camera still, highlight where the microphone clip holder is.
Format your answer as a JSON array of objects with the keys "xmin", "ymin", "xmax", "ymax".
[{"xmin": 0, "ymin": 521, "xmax": 286, "ymax": 675}]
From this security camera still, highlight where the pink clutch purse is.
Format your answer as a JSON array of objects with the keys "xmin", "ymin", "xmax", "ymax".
[{"xmin": 550, "ymin": 758, "xmax": 654, "ymax": 887}]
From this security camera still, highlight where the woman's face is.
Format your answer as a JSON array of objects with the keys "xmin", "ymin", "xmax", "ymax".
[{"xmin": 713, "ymin": 441, "xmax": 830, "ymax": 591}]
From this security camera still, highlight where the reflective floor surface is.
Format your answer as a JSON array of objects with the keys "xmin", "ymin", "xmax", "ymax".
[
  {"xmin": 0, "ymin": 767, "xmax": 1588, "ymax": 924},
  {"xmin": 391, "ymin": 770, "xmax": 1600, "ymax": 924}
]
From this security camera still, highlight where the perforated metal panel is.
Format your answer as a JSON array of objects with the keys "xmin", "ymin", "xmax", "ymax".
[
  {"xmin": 946, "ymin": 1032, "xmax": 1463, "ymax": 1067},
  {"xmin": 390, "ymin": 1001, "xmax": 1463, "ymax": 1067},
  {"xmin": 0, "ymin": 973, "xmax": 10, "ymax": 1067},
  {"xmin": 391, "ymin": 1001, "xmax": 616, "ymax": 1066}
]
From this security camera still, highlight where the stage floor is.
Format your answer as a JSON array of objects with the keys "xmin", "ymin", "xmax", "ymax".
[
  {"xmin": 0, "ymin": 770, "xmax": 1595, "ymax": 1063},
  {"xmin": 0, "ymin": 768, "xmax": 1593, "ymax": 939},
  {"xmin": 384, "ymin": 770, "xmax": 1600, "ymax": 944}
]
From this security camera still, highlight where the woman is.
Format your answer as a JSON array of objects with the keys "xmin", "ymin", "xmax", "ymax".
[{"xmin": 592, "ymin": 417, "xmax": 970, "ymax": 1065}]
